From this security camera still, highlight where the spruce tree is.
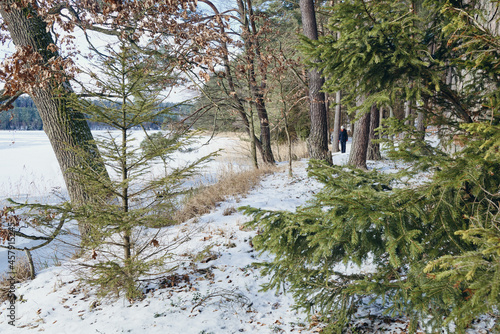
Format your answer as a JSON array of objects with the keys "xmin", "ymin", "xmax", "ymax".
[
  {"xmin": 243, "ymin": 0, "xmax": 500, "ymax": 332},
  {"xmin": 9, "ymin": 44, "xmax": 214, "ymax": 300},
  {"xmin": 69, "ymin": 45, "xmax": 214, "ymax": 299}
]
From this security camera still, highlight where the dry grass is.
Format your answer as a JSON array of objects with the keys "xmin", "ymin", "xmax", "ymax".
[
  {"xmin": 205, "ymin": 132, "xmax": 309, "ymax": 165},
  {"xmin": 0, "ymin": 256, "xmax": 32, "ymax": 303},
  {"xmin": 201, "ymin": 131, "xmax": 246, "ymax": 140},
  {"xmin": 271, "ymin": 140, "xmax": 309, "ymax": 163},
  {"xmin": 175, "ymin": 164, "xmax": 277, "ymax": 223},
  {"xmin": 174, "ymin": 132, "xmax": 307, "ymax": 223}
]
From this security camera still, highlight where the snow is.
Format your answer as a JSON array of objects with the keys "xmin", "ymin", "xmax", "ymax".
[
  {"xmin": 0, "ymin": 130, "xmax": 252, "ymax": 276},
  {"xmin": 0, "ymin": 131, "xmax": 492, "ymax": 333},
  {"xmin": 0, "ymin": 131, "xmax": 64, "ymax": 201}
]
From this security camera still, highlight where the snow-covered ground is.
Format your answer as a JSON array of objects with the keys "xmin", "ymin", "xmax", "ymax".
[
  {"xmin": 0, "ymin": 130, "xmax": 254, "ymax": 275},
  {"xmin": 0, "ymin": 161, "xmax": 327, "ymax": 334},
  {"xmin": 0, "ymin": 131, "xmax": 492, "ymax": 333},
  {"xmin": 0, "ymin": 130, "xmax": 253, "ymax": 201}
]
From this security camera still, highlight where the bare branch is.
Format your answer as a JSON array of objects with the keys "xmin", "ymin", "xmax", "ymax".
[
  {"xmin": 0, "ymin": 90, "xmax": 23, "ymax": 111},
  {"xmin": 0, "ymin": 217, "xmax": 66, "ymax": 251}
]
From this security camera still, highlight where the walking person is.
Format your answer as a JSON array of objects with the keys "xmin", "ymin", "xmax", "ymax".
[{"xmin": 339, "ymin": 125, "xmax": 348, "ymax": 153}]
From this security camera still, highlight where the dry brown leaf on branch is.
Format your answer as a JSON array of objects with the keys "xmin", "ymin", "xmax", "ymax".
[{"xmin": 199, "ymin": 71, "xmax": 211, "ymax": 82}]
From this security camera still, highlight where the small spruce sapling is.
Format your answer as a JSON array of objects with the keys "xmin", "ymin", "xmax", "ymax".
[
  {"xmin": 9, "ymin": 44, "xmax": 214, "ymax": 300},
  {"xmin": 67, "ymin": 45, "xmax": 215, "ymax": 300}
]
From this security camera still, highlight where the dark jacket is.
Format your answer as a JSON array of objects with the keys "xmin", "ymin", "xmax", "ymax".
[{"xmin": 339, "ymin": 129, "xmax": 348, "ymax": 142}]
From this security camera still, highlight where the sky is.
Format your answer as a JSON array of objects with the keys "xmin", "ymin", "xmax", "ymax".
[{"xmin": 0, "ymin": 1, "xmax": 233, "ymax": 103}]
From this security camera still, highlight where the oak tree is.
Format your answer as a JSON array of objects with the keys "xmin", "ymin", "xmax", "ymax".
[{"xmin": 0, "ymin": 0, "xmax": 223, "ymax": 208}]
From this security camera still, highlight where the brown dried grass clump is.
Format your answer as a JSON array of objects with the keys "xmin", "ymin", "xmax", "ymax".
[
  {"xmin": 0, "ymin": 256, "xmax": 32, "ymax": 303},
  {"xmin": 175, "ymin": 165, "xmax": 277, "ymax": 223},
  {"xmin": 271, "ymin": 140, "xmax": 309, "ymax": 163},
  {"xmin": 209, "ymin": 132, "xmax": 309, "ymax": 165}
]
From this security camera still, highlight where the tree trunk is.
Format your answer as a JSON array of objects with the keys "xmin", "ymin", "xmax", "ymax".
[
  {"xmin": 299, "ymin": 0, "xmax": 331, "ymax": 163},
  {"xmin": 237, "ymin": 0, "xmax": 275, "ymax": 164},
  {"xmin": 388, "ymin": 105, "xmax": 395, "ymax": 141},
  {"xmin": 331, "ymin": 30, "xmax": 341, "ymax": 154},
  {"xmin": 332, "ymin": 90, "xmax": 341, "ymax": 153},
  {"xmin": 325, "ymin": 92, "xmax": 330, "ymax": 137},
  {"xmin": 201, "ymin": 0, "xmax": 267, "ymax": 167},
  {"xmin": 416, "ymin": 101, "xmax": 426, "ymax": 140},
  {"xmin": 253, "ymin": 93, "xmax": 274, "ymax": 164},
  {"xmin": 404, "ymin": 100, "xmax": 412, "ymax": 126},
  {"xmin": 348, "ymin": 96, "xmax": 370, "ymax": 169},
  {"xmin": 285, "ymin": 115, "xmax": 293, "ymax": 177},
  {"xmin": 0, "ymin": 4, "xmax": 108, "ymax": 235},
  {"xmin": 246, "ymin": 0, "xmax": 274, "ymax": 164},
  {"xmin": 247, "ymin": 99, "xmax": 259, "ymax": 169},
  {"xmin": 367, "ymin": 104, "xmax": 381, "ymax": 160}
]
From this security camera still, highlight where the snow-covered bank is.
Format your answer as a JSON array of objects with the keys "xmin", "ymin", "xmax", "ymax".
[
  {"xmin": 0, "ymin": 131, "xmax": 491, "ymax": 333},
  {"xmin": 0, "ymin": 160, "xmax": 327, "ymax": 334}
]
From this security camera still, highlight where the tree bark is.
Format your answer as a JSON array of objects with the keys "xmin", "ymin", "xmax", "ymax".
[
  {"xmin": 367, "ymin": 104, "xmax": 381, "ymax": 160},
  {"xmin": 330, "ymin": 28, "xmax": 341, "ymax": 154},
  {"xmin": 332, "ymin": 90, "xmax": 341, "ymax": 153},
  {"xmin": 416, "ymin": 101, "xmax": 426, "ymax": 140},
  {"xmin": 0, "ymin": 5, "xmax": 108, "ymax": 207},
  {"xmin": 299, "ymin": 0, "xmax": 331, "ymax": 163},
  {"xmin": 404, "ymin": 100, "xmax": 412, "ymax": 126},
  {"xmin": 201, "ymin": 0, "xmax": 264, "ymax": 167},
  {"xmin": 348, "ymin": 96, "xmax": 370, "ymax": 169},
  {"xmin": 237, "ymin": 0, "xmax": 275, "ymax": 164},
  {"xmin": 246, "ymin": 0, "xmax": 274, "ymax": 164},
  {"xmin": 247, "ymin": 95, "xmax": 259, "ymax": 169}
]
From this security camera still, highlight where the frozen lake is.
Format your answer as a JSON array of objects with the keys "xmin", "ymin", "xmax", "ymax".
[
  {"xmin": 0, "ymin": 130, "xmax": 251, "ymax": 201},
  {"xmin": 0, "ymin": 130, "xmax": 250, "ymax": 273},
  {"xmin": 0, "ymin": 131, "xmax": 63, "ymax": 201}
]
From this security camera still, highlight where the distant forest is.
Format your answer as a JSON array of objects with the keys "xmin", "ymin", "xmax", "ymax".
[
  {"xmin": 0, "ymin": 96, "xmax": 42, "ymax": 130},
  {"xmin": 0, "ymin": 95, "xmax": 191, "ymax": 130}
]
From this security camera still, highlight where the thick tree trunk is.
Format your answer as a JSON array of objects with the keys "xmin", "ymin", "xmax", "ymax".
[
  {"xmin": 0, "ymin": 4, "xmax": 108, "ymax": 236},
  {"xmin": 367, "ymin": 104, "xmax": 381, "ymax": 160},
  {"xmin": 348, "ymin": 96, "xmax": 370, "ymax": 169},
  {"xmin": 299, "ymin": 0, "xmax": 331, "ymax": 163}
]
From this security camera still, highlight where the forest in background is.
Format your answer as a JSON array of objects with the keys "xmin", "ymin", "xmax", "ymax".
[
  {"xmin": 0, "ymin": 95, "xmax": 191, "ymax": 130},
  {"xmin": 0, "ymin": 95, "xmax": 41, "ymax": 130}
]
